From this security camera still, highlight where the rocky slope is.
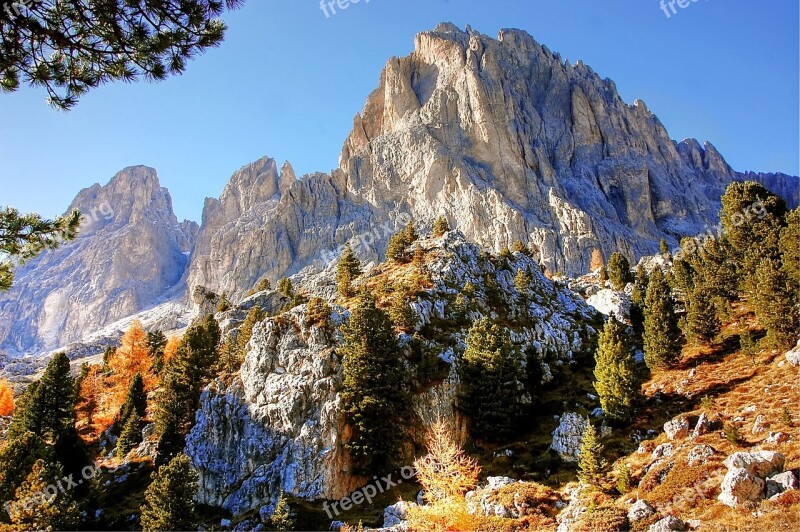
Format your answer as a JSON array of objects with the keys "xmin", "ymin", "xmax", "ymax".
[
  {"xmin": 187, "ymin": 23, "xmax": 798, "ymax": 303},
  {"xmin": 0, "ymin": 166, "xmax": 198, "ymax": 355},
  {"xmin": 186, "ymin": 231, "xmax": 599, "ymax": 516}
]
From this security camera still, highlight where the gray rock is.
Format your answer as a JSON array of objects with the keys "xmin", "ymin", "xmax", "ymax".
[
  {"xmin": 687, "ymin": 445, "xmax": 715, "ymax": 467},
  {"xmin": 723, "ymin": 451, "xmax": 785, "ymax": 478},
  {"xmin": 628, "ymin": 499, "xmax": 655, "ymax": 522},
  {"xmin": 383, "ymin": 501, "xmax": 412, "ymax": 528},
  {"xmin": 664, "ymin": 417, "xmax": 691, "ymax": 440},
  {"xmin": 550, "ymin": 413, "xmax": 588, "ymax": 462},
  {"xmin": 648, "ymin": 515, "xmax": 685, "ymax": 532},
  {"xmin": 718, "ymin": 468, "xmax": 766, "ymax": 507},
  {"xmin": 766, "ymin": 471, "xmax": 798, "ymax": 499},
  {"xmin": 785, "ymin": 341, "xmax": 800, "ymax": 367},
  {"xmin": 765, "ymin": 432, "xmax": 789, "ymax": 444},
  {"xmin": 652, "ymin": 443, "xmax": 674, "ymax": 459},
  {"xmin": 751, "ymin": 415, "xmax": 768, "ymax": 434}
]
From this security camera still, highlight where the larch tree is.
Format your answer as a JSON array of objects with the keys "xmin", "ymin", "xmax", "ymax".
[
  {"xmin": 7, "ymin": 458, "xmax": 79, "ymax": 530},
  {"xmin": 0, "ymin": 378, "xmax": 14, "ymax": 416}
]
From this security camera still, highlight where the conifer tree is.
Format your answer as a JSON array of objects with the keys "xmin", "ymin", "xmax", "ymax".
[
  {"xmin": 228, "ymin": 305, "xmax": 266, "ymax": 370},
  {"xmin": 598, "ymin": 265, "xmax": 608, "ymax": 285},
  {"xmin": 659, "ymin": 239, "xmax": 670, "ymax": 257},
  {"xmin": 340, "ymin": 292, "xmax": 408, "ymax": 475},
  {"xmin": 7, "ymin": 458, "xmax": 79, "ymax": 531},
  {"xmin": 140, "ymin": 454, "xmax": 199, "ymax": 531},
  {"xmin": 278, "ymin": 277, "xmax": 294, "ymax": 300},
  {"xmin": 306, "ymin": 297, "xmax": 332, "ymax": 328},
  {"xmin": 388, "ymin": 292, "xmax": 418, "ymax": 332},
  {"xmin": 155, "ymin": 316, "xmax": 220, "ymax": 462},
  {"xmin": 387, "ymin": 231, "xmax": 409, "ymax": 262},
  {"xmin": 577, "ymin": 422, "xmax": 605, "ymax": 488},
  {"xmin": 643, "ymin": 268, "xmax": 682, "ymax": 368},
  {"xmin": 0, "ymin": 431, "xmax": 46, "ymax": 505},
  {"xmin": 269, "ymin": 491, "xmax": 295, "ymax": 532},
  {"xmin": 117, "ymin": 373, "xmax": 147, "ymax": 429},
  {"xmin": 514, "ymin": 268, "xmax": 532, "ymax": 299},
  {"xmin": 685, "ymin": 286, "xmax": 720, "ymax": 344},
  {"xmin": 780, "ymin": 208, "xmax": 800, "ymax": 297},
  {"xmin": 217, "ymin": 292, "xmax": 231, "ymax": 312},
  {"xmin": 754, "ymin": 257, "xmax": 798, "ymax": 348},
  {"xmin": 672, "ymin": 256, "xmax": 695, "ymax": 297},
  {"xmin": 336, "ymin": 244, "xmax": 362, "ymax": 297},
  {"xmin": 457, "ymin": 318, "xmax": 524, "ymax": 441},
  {"xmin": 117, "ymin": 412, "xmax": 143, "ymax": 458},
  {"xmin": 607, "ymin": 253, "xmax": 632, "ymax": 290},
  {"xmin": 0, "ymin": 378, "xmax": 14, "ymax": 416},
  {"xmin": 511, "ymin": 241, "xmax": 527, "ymax": 254},
  {"xmin": 593, "ymin": 318, "xmax": 639, "ymax": 423},
  {"xmin": 433, "ymin": 216, "xmax": 450, "ymax": 237},
  {"xmin": 404, "ymin": 222, "xmax": 418, "ymax": 245},
  {"xmin": 696, "ymin": 236, "xmax": 739, "ymax": 301}
]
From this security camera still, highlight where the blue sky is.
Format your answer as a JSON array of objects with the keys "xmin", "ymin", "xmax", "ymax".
[{"xmin": 0, "ymin": 0, "xmax": 797, "ymax": 222}]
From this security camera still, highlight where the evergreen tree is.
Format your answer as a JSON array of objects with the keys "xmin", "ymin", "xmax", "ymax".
[
  {"xmin": 256, "ymin": 278, "xmax": 272, "ymax": 292},
  {"xmin": 117, "ymin": 412, "xmax": 143, "ymax": 458},
  {"xmin": 697, "ymin": 236, "xmax": 739, "ymax": 301},
  {"xmin": 672, "ymin": 256, "xmax": 695, "ymax": 297},
  {"xmin": 336, "ymin": 244, "xmax": 362, "ymax": 297},
  {"xmin": 340, "ymin": 292, "xmax": 408, "ymax": 475},
  {"xmin": 269, "ymin": 491, "xmax": 295, "ymax": 531},
  {"xmin": 659, "ymin": 239, "xmax": 670, "ymax": 257},
  {"xmin": 117, "ymin": 373, "xmax": 147, "ymax": 429},
  {"xmin": 451, "ymin": 292, "xmax": 470, "ymax": 324},
  {"xmin": 754, "ymin": 257, "xmax": 798, "ymax": 348},
  {"xmin": 514, "ymin": 268, "xmax": 532, "ymax": 299},
  {"xmin": 278, "ymin": 277, "xmax": 295, "ymax": 300},
  {"xmin": 593, "ymin": 318, "xmax": 639, "ymax": 423},
  {"xmin": 607, "ymin": 253, "xmax": 632, "ymax": 290},
  {"xmin": 685, "ymin": 286, "xmax": 720, "ymax": 344},
  {"xmin": 643, "ymin": 268, "xmax": 682, "ymax": 368},
  {"xmin": 404, "ymin": 222, "xmax": 418, "ymax": 245},
  {"xmin": 577, "ymin": 422, "xmax": 605, "ymax": 488},
  {"xmin": 511, "ymin": 241, "xmax": 527, "ymax": 254},
  {"xmin": 306, "ymin": 297, "xmax": 332, "ymax": 328},
  {"xmin": 598, "ymin": 265, "xmax": 608, "ymax": 285},
  {"xmin": 227, "ymin": 306, "xmax": 266, "ymax": 371},
  {"xmin": 217, "ymin": 292, "xmax": 231, "ymax": 312},
  {"xmin": 387, "ymin": 231, "xmax": 409, "ymax": 262},
  {"xmin": 616, "ymin": 462, "xmax": 631, "ymax": 494},
  {"xmin": 0, "ymin": 207, "xmax": 80, "ymax": 290},
  {"xmin": 140, "ymin": 454, "xmax": 199, "ymax": 532},
  {"xmin": 0, "ymin": 431, "xmax": 46, "ymax": 505},
  {"xmin": 7, "ymin": 458, "xmax": 79, "ymax": 531},
  {"xmin": 457, "ymin": 318, "xmax": 524, "ymax": 441},
  {"xmin": 779, "ymin": 208, "xmax": 800, "ymax": 298},
  {"xmin": 433, "ymin": 216, "xmax": 450, "ymax": 237},
  {"xmin": 388, "ymin": 292, "xmax": 418, "ymax": 332},
  {"xmin": 413, "ymin": 246, "xmax": 426, "ymax": 267},
  {"xmin": 155, "ymin": 316, "xmax": 220, "ymax": 463}
]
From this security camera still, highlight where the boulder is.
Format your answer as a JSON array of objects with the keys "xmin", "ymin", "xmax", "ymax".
[
  {"xmin": 751, "ymin": 415, "xmax": 767, "ymax": 434},
  {"xmin": 652, "ymin": 443, "xmax": 674, "ymax": 459},
  {"xmin": 664, "ymin": 417, "xmax": 690, "ymax": 440},
  {"xmin": 628, "ymin": 499, "xmax": 655, "ymax": 522},
  {"xmin": 718, "ymin": 468, "xmax": 766, "ymax": 507},
  {"xmin": 383, "ymin": 501, "xmax": 412, "ymax": 528},
  {"xmin": 550, "ymin": 413, "xmax": 588, "ymax": 462},
  {"xmin": 723, "ymin": 451, "xmax": 785, "ymax": 478},
  {"xmin": 785, "ymin": 341, "xmax": 800, "ymax": 367},
  {"xmin": 687, "ymin": 445, "xmax": 715, "ymax": 467},
  {"xmin": 766, "ymin": 471, "xmax": 798, "ymax": 499},
  {"xmin": 765, "ymin": 432, "xmax": 789, "ymax": 444},
  {"xmin": 648, "ymin": 515, "xmax": 685, "ymax": 532}
]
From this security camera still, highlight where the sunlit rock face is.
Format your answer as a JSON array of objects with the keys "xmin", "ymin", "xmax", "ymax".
[
  {"xmin": 187, "ymin": 23, "xmax": 797, "ymax": 302},
  {"xmin": 0, "ymin": 166, "xmax": 197, "ymax": 355}
]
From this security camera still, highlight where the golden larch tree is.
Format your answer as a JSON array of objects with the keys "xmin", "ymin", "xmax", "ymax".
[{"xmin": 0, "ymin": 378, "xmax": 15, "ymax": 416}]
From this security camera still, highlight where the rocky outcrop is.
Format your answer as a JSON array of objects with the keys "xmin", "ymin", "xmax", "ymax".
[
  {"xmin": 187, "ymin": 232, "xmax": 597, "ymax": 516},
  {"xmin": 0, "ymin": 166, "xmax": 197, "ymax": 355},
  {"xmin": 718, "ymin": 451, "xmax": 788, "ymax": 507},
  {"xmin": 550, "ymin": 413, "xmax": 588, "ymax": 462}
]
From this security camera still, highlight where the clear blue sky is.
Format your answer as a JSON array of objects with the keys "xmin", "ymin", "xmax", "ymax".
[{"xmin": 1, "ymin": 0, "xmax": 797, "ymax": 222}]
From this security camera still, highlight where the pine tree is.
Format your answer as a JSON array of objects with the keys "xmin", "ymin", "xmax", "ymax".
[
  {"xmin": 514, "ymin": 268, "xmax": 533, "ymax": 299},
  {"xmin": 659, "ymin": 239, "xmax": 670, "ymax": 257},
  {"xmin": 511, "ymin": 241, "xmax": 527, "ymax": 254},
  {"xmin": 117, "ymin": 412, "xmax": 143, "ymax": 458},
  {"xmin": 607, "ymin": 253, "xmax": 632, "ymax": 290},
  {"xmin": 140, "ymin": 454, "xmax": 199, "ymax": 531},
  {"xmin": 577, "ymin": 422, "xmax": 605, "ymax": 488},
  {"xmin": 217, "ymin": 292, "xmax": 231, "ymax": 312},
  {"xmin": 433, "ymin": 216, "xmax": 450, "ymax": 237},
  {"xmin": 685, "ymin": 286, "xmax": 720, "ymax": 344},
  {"xmin": 388, "ymin": 292, "xmax": 418, "ymax": 332},
  {"xmin": 598, "ymin": 265, "xmax": 608, "ymax": 285},
  {"xmin": 278, "ymin": 277, "xmax": 295, "ymax": 300},
  {"xmin": 672, "ymin": 256, "xmax": 695, "ymax": 297},
  {"xmin": 387, "ymin": 231, "xmax": 409, "ymax": 262},
  {"xmin": 337, "ymin": 244, "xmax": 362, "ymax": 297},
  {"xmin": 269, "ymin": 491, "xmax": 295, "ymax": 532},
  {"xmin": 228, "ymin": 305, "xmax": 266, "ymax": 370},
  {"xmin": 643, "ymin": 268, "xmax": 682, "ymax": 369},
  {"xmin": 340, "ymin": 292, "xmax": 408, "ymax": 475},
  {"xmin": 306, "ymin": 297, "xmax": 332, "ymax": 328},
  {"xmin": 404, "ymin": 222, "xmax": 418, "ymax": 245},
  {"xmin": 0, "ymin": 431, "xmax": 46, "ymax": 504},
  {"xmin": 616, "ymin": 463, "xmax": 631, "ymax": 494},
  {"xmin": 593, "ymin": 318, "xmax": 639, "ymax": 423},
  {"xmin": 117, "ymin": 373, "xmax": 147, "ymax": 429},
  {"xmin": 413, "ymin": 246, "xmax": 426, "ymax": 267},
  {"xmin": 7, "ymin": 458, "xmax": 79, "ymax": 531},
  {"xmin": 779, "ymin": 208, "xmax": 800, "ymax": 299},
  {"xmin": 0, "ymin": 378, "xmax": 14, "ymax": 416},
  {"xmin": 457, "ymin": 318, "xmax": 524, "ymax": 441},
  {"xmin": 155, "ymin": 316, "xmax": 220, "ymax": 463},
  {"xmin": 754, "ymin": 257, "xmax": 798, "ymax": 348}
]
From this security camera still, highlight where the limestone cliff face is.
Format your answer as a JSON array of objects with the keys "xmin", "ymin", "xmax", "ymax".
[
  {"xmin": 0, "ymin": 166, "xmax": 198, "ymax": 354},
  {"xmin": 186, "ymin": 232, "xmax": 598, "ymax": 515},
  {"xmin": 187, "ymin": 23, "xmax": 797, "ymax": 303}
]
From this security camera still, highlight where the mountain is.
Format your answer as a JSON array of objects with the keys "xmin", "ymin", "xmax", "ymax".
[
  {"xmin": 0, "ymin": 166, "xmax": 198, "ymax": 355},
  {"xmin": 2, "ymin": 23, "xmax": 797, "ymax": 357},
  {"xmin": 187, "ymin": 23, "xmax": 798, "ymax": 303}
]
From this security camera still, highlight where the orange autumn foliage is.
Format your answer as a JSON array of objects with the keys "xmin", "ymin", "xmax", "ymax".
[
  {"xmin": 162, "ymin": 336, "xmax": 180, "ymax": 367},
  {"xmin": 76, "ymin": 320, "xmax": 157, "ymax": 435},
  {"xmin": 0, "ymin": 378, "xmax": 15, "ymax": 416}
]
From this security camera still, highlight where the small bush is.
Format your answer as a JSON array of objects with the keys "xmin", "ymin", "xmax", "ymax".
[
  {"xmin": 305, "ymin": 297, "xmax": 332, "ymax": 328},
  {"xmin": 724, "ymin": 423, "xmax": 742, "ymax": 445},
  {"xmin": 574, "ymin": 505, "xmax": 628, "ymax": 532}
]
